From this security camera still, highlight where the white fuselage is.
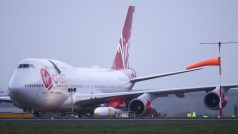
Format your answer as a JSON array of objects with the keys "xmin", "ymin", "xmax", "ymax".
[{"xmin": 8, "ymin": 58, "xmax": 135, "ymax": 112}]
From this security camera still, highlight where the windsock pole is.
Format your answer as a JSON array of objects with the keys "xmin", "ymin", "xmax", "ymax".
[
  {"xmin": 200, "ymin": 41, "xmax": 238, "ymax": 117},
  {"xmin": 218, "ymin": 41, "xmax": 222, "ymax": 117},
  {"xmin": 188, "ymin": 41, "xmax": 238, "ymax": 117}
]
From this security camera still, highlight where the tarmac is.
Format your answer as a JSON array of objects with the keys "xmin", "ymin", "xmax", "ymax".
[{"xmin": 1, "ymin": 118, "xmax": 238, "ymax": 125}]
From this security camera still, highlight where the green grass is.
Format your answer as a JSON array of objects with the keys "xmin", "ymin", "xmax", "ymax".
[{"xmin": 0, "ymin": 122, "xmax": 238, "ymax": 134}]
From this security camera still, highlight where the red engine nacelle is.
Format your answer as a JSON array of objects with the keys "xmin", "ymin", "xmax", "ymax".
[
  {"xmin": 204, "ymin": 90, "xmax": 227, "ymax": 110},
  {"xmin": 128, "ymin": 98, "xmax": 152, "ymax": 116}
]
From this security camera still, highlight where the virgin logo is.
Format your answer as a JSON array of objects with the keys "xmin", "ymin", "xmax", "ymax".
[{"xmin": 40, "ymin": 68, "xmax": 53, "ymax": 90}]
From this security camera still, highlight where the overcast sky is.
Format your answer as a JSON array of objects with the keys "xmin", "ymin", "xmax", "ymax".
[{"xmin": 1, "ymin": 0, "xmax": 238, "ymax": 90}]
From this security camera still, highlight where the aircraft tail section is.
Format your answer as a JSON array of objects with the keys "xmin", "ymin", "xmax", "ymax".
[{"xmin": 112, "ymin": 6, "xmax": 135, "ymax": 70}]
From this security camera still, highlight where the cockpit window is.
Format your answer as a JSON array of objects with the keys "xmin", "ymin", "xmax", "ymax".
[{"xmin": 18, "ymin": 64, "xmax": 35, "ymax": 68}]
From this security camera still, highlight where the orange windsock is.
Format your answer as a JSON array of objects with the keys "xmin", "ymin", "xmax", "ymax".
[{"xmin": 186, "ymin": 57, "xmax": 220, "ymax": 70}]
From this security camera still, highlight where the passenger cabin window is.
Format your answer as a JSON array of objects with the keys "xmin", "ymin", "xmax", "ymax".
[{"xmin": 18, "ymin": 64, "xmax": 35, "ymax": 69}]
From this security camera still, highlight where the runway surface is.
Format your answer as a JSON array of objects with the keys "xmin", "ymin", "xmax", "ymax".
[{"xmin": 1, "ymin": 118, "xmax": 238, "ymax": 125}]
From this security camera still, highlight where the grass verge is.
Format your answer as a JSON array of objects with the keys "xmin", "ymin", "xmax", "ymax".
[{"xmin": 0, "ymin": 122, "xmax": 238, "ymax": 134}]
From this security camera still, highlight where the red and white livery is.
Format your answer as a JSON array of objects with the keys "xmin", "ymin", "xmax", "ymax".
[{"xmin": 0, "ymin": 6, "xmax": 237, "ymax": 117}]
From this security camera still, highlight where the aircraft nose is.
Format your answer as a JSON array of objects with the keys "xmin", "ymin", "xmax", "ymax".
[
  {"xmin": 8, "ymin": 66, "xmax": 41, "ymax": 108},
  {"xmin": 8, "ymin": 71, "xmax": 30, "ymax": 108},
  {"xmin": 8, "ymin": 70, "xmax": 25, "ymax": 98},
  {"xmin": 8, "ymin": 87, "xmax": 26, "ymax": 108},
  {"xmin": 8, "ymin": 64, "xmax": 41, "ymax": 91}
]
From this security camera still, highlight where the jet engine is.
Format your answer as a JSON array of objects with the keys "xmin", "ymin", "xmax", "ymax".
[
  {"xmin": 128, "ymin": 98, "xmax": 152, "ymax": 116},
  {"xmin": 204, "ymin": 89, "xmax": 227, "ymax": 110}
]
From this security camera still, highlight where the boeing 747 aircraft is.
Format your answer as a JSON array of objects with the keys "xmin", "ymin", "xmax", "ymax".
[{"xmin": 0, "ymin": 6, "xmax": 237, "ymax": 117}]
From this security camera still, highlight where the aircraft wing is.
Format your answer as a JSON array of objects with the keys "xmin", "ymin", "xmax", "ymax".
[
  {"xmin": 74, "ymin": 85, "xmax": 238, "ymax": 106},
  {"xmin": 0, "ymin": 96, "xmax": 11, "ymax": 103},
  {"xmin": 130, "ymin": 68, "xmax": 202, "ymax": 83}
]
